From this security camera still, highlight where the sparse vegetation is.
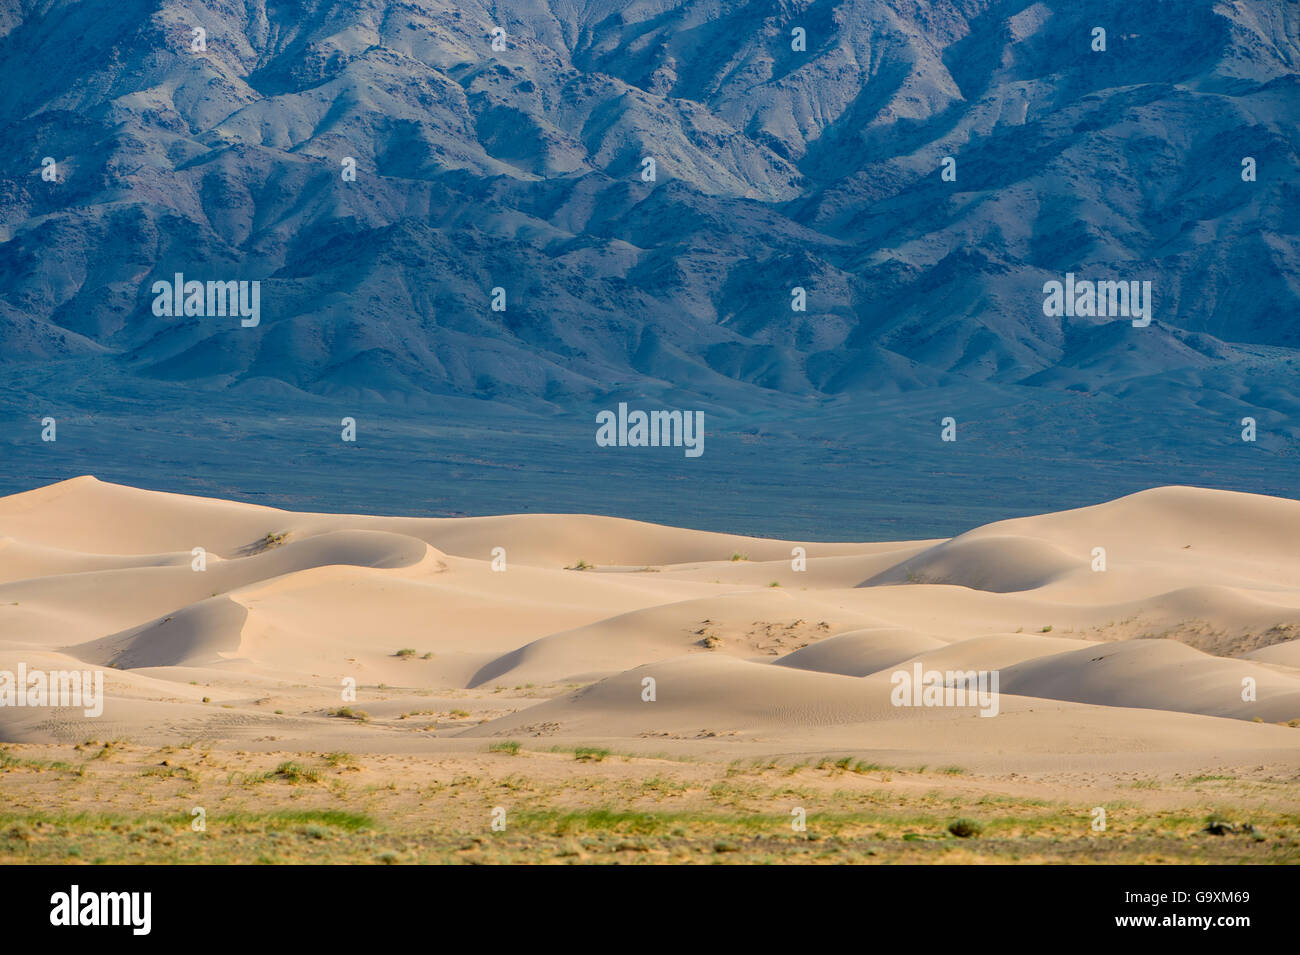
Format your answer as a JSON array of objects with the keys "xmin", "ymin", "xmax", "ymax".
[
  {"xmin": 140, "ymin": 764, "xmax": 193, "ymax": 780},
  {"xmin": 271, "ymin": 761, "xmax": 319, "ymax": 783},
  {"xmin": 330, "ymin": 707, "xmax": 370, "ymax": 722},
  {"xmin": 257, "ymin": 532, "xmax": 288, "ymax": 551},
  {"xmin": 0, "ymin": 741, "xmax": 1295, "ymax": 864}
]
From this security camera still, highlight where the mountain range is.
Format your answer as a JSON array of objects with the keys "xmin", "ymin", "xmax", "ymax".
[{"xmin": 1, "ymin": 0, "xmax": 1296, "ymax": 411}]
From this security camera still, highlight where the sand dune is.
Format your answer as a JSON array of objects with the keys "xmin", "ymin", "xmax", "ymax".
[
  {"xmin": 886, "ymin": 633, "xmax": 1099, "ymax": 674},
  {"xmin": 0, "ymin": 477, "xmax": 1296, "ymax": 773},
  {"xmin": 0, "ymin": 536, "xmax": 189, "ymax": 584},
  {"xmin": 1000, "ymin": 639, "xmax": 1300, "ymax": 721},
  {"xmin": 0, "ymin": 529, "xmax": 437, "ymax": 644},
  {"xmin": 461, "ymin": 653, "xmax": 1299, "ymax": 772},
  {"xmin": 468, "ymin": 589, "xmax": 884, "ymax": 687},
  {"xmin": 73, "ymin": 597, "xmax": 250, "ymax": 669},
  {"xmin": 862, "ymin": 535, "xmax": 1083, "ymax": 592},
  {"xmin": 463, "ymin": 654, "xmax": 909, "ymax": 736},
  {"xmin": 1244, "ymin": 639, "xmax": 1300, "ymax": 668},
  {"xmin": 774, "ymin": 628, "xmax": 948, "ymax": 677},
  {"xmin": 0, "ymin": 475, "xmax": 869, "ymax": 568}
]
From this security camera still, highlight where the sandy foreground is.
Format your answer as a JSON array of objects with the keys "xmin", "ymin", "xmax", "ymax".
[{"xmin": 0, "ymin": 476, "xmax": 1297, "ymax": 863}]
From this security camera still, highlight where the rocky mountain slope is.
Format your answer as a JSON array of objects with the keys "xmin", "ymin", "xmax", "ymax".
[{"xmin": 0, "ymin": 0, "xmax": 1297, "ymax": 410}]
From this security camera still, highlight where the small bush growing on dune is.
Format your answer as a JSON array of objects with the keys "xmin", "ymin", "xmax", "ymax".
[
  {"xmin": 574, "ymin": 747, "xmax": 609, "ymax": 762},
  {"xmin": 947, "ymin": 818, "xmax": 982, "ymax": 838},
  {"xmin": 1040, "ymin": 625, "xmax": 1053, "ymax": 633},
  {"xmin": 273, "ymin": 762, "xmax": 319, "ymax": 784},
  {"xmin": 394, "ymin": 648, "xmax": 415, "ymax": 658},
  {"xmin": 489, "ymin": 741, "xmax": 521, "ymax": 755},
  {"xmin": 566, "ymin": 559, "xmax": 593, "ymax": 571},
  {"xmin": 449, "ymin": 709, "xmax": 471, "ymax": 719},
  {"xmin": 730, "ymin": 552, "xmax": 748, "ymax": 562},
  {"xmin": 331, "ymin": 707, "xmax": 369, "ymax": 722}
]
